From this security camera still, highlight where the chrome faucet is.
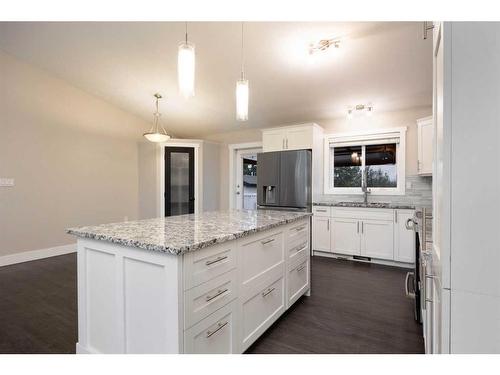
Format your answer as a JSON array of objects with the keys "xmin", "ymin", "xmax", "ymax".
[{"xmin": 361, "ymin": 168, "xmax": 371, "ymax": 204}]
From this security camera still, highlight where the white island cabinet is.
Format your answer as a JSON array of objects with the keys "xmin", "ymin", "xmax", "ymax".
[{"xmin": 67, "ymin": 210, "xmax": 311, "ymax": 354}]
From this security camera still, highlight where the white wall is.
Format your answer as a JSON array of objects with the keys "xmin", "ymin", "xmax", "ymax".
[
  {"xmin": 205, "ymin": 106, "xmax": 432, "ymax": 209},
  {"xmin": 0, "ymin": 50, "xmax": 149, "ymax": 257}
]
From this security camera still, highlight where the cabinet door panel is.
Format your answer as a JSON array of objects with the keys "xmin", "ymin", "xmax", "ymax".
[
  {"xmin": 394, "ymin": 210, "xmax": 415, "ymax": 263},
  {"xmin": 262, "ymin": 130, "xmax": 285, "ymax": 152},
  {"xmin": 418, "ymin": 118, "xmax": 434, "ymax": 175},
  {"xmin": 313, "ymin": 216, "xmax": 330, "ymax": 252},
  {"xmin": 285, "ymin": 127, "xmax": 313, "ymax": 150},
  {"xmin": 331, "ymin": 218, "xmax": 360, "ymax": 255},
  {"xmin": 360, "ymin": 219, "xmax": 394, "ymax": 260}
]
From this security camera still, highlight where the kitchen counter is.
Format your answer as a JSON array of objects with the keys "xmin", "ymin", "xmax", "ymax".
[
  {"xmin": 68, "ymin": 209, "xmax": 311, "ymax": 354},
  {"xmin": 313, "ymin": 201, "xmax": 415, "ymax": 210},
  {"xmin": 67, "ymin": 209, "xmax": 311, "ymax": 255}
]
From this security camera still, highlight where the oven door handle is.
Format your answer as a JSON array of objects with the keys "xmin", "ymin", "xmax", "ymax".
[{"xmin": 405, "ymin": 271, "xmax": 416, "ymax": 299}]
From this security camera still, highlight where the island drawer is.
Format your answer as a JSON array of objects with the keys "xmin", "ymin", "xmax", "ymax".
[
  {"xmin": 288, "ymin": 239, "xmax": 309, "ymax": 262},
  {"xmin": 184, "ymin": 269, "xmax": 238, "ymax": 329},
  {"xmin": 287, "ymin": 256, "xmax": 310, "ymax": 308},
  {"xmin": 240, "ymin": 231, "xmax": 284, "ymax": 286},
  {"xmin": 286, "ymin": 220, "xmax": 309, "ymax": 248},
  {"xmin": 241, "ymin": 273, "xmax": 285, "ymax": 351},
  {"xmin": 183, "ymin": 242, "xmax": 237, "ymax": 290},
  {"xmin": 184, "ymin": 300, "xmax": 238, "ymax": 354}
]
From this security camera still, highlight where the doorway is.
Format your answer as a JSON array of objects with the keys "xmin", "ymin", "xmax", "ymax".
[
  {"xmin": 164, "ymin": 146, "xmax": 195, "ymax": 216},
  {"xmin": 231, "ymin": 145, "xmax": 262, "ymax": 210}
]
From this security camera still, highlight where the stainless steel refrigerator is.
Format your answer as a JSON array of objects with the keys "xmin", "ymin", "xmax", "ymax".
[{"xmin": 257, "ymin": 149, "xmax": 311, "ymax": 210}]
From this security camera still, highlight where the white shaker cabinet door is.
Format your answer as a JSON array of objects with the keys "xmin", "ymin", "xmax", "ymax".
[
  {"xmin": 312, "ymin": 216, "xmax": 331, "ymax": 252},
  {"xmin": 360, "ymin": 219, "xmax": 394, "ymax": 260},
  {"xmin": 285, "ymin": 127, "xmax": 313, "ymax": 150},
  {"xmin": 331, "ymin": 218, "xmax": 360, "ymax": 256},
  {"xmin": 262, "ymin": 129, "xmax": 285, "ymax": 152},
  {"xmin": 394, "ymin": 210, "xmax": 416, "ymax": 263}
]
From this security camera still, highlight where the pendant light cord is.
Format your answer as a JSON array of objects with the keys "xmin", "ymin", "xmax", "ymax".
[{"xmin": 240, "ymin": 22, "xmax": 245, "ymax": 80}]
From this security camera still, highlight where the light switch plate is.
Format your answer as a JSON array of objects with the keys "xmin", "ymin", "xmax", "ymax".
[{"xmin": 0, "ymin": 178, "xmax": 15, "ymax": 187}]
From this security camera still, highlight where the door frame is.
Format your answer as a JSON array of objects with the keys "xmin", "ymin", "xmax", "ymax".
[
  {"xmin": 164, "ymin": 146, "xmax": 195, "ymax": 217},
  {"xmin": 157, "ymin": 141, "xmax": 201, "ymax": 217},
  {"xmin": 228, "ymin": 142, "xmax": 262, "ymax": 210}
]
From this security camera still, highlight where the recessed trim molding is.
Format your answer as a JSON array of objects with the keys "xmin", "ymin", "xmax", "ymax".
[{"xmin": 0, "ymin": 243, "xmax": 76, "ymax": 267}]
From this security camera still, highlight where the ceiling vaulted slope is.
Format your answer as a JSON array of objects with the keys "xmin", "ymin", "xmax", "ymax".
[{"xmin": 0, "ymin": 22, "xmax": 432, "ymax": 138}]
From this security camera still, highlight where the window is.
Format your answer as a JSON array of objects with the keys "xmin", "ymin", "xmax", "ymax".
[{"xmin": 324, "ymin": 128, "xmax": 406, "ymax": 195}]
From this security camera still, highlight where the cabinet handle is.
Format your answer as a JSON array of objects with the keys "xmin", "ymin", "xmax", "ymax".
[
  {"xmin": 295, "ymin": 225, "xmax": 306, "ymax": 232},
  {"xmin": 315, "ymin": 209, "xmax": 327, "ymax": 212},
  {"xmin": 297, "ymin": 264, "xmax": 306, "ymax": 272},
  {"xmin": 357, "ymin": 221, "xmax": 359, "ymax": 233},
  {"xmin": 405, "ymin": 272, "xmax": 415, "ymax": 298},
  {"xmin": 205, "ymin": 288, "xmax": 229, "ymax": 302},
  {"xmin": 286, "ymin": 138, "xmax": 288, "ymax": 149},
  {"xmin": 293, "ymin": 242, "xmax": 308, "ymax": 253},
  {"xmin": 262, "ymin": 287, "xmax": 275, "ymax": 297},
  {"xmin": 205, "ymin": 255, "xmax": 228, "ymax": 266},
  {"xmin": 395, "ymin": 211, "xmax": 398, "ymax": 223},
  {"xmin": 282, "ymin": 139, "xmax": 285, "ymax": 149},
  {"xmin": 261, "ymin": 238, "xmax": 275, "ymax": 245},
  {"xmin": 206, "ymin": 321, "xmax": 229, "ymax": 338},
  {"xmin": 361, "ymin": 221, "xmax": 364, "ymax": 234},
  {"xmin": 327, "ymin": 219, "xmax": 330, "ymax": 231}
]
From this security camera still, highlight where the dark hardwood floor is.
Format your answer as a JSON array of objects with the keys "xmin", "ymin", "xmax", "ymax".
[{"xmin": 0, "ymin": 253, "xmax": 423, "ymax": 354}]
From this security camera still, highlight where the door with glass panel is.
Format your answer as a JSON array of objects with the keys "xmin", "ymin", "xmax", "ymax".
[{"xmin": 165, "ymin": 147, "xmax": 195, "ymax": 216}]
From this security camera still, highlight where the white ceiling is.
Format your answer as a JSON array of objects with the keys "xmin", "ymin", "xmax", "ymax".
[{"xmin": 0, "ymin": 22, "xmax": 432, "ymax": 138}]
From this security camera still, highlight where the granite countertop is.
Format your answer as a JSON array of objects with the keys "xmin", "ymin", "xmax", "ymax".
[
  {"xmin": 67, "ymin": 209, "xmax": 312, "ymax": 255},
  {"xmin": 314, "ymin": 201, "xmax": 416, "ymax": 210}
]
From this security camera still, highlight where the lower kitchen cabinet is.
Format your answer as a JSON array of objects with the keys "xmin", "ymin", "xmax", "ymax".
[
  {"xmin": 184, "ymin": 300, "xmax": 238, "ymax": 354},
  {"xmin": 331, "ymin": 218, "xmax": 360, "ymax": 255},
  {"xmin": 312, "ymin": 216, "xmax": 331, "ymax": 252},
  {"xmin": 394, "ymin": 210, "xmax": 416, "ymax": 263},
  {"xmin": 312, "ymin": 206, "xmax": 415, "ymax": 265},
  {"xmin": 360, "ymin": 219, "xmax": 394, "ymax": 259}
]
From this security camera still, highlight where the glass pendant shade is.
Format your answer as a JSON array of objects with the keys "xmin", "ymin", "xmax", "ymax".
[
  {"xmin": 178, "ymin": 41, "xmax": 195, "ymax": 98},
  {"xmin": 143, "ymin": 94, "xmax": 171, "ymax": 143},
  {"xmin": 236, "ymin": 78, "xmax": 249, "ymax": 121}
]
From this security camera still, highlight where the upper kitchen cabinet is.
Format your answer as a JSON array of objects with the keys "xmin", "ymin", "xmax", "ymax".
[
  {"xmin": 262, "ymin": 123, "xmax": 323, "ymax": 152},
  {"xmin": 417, "ymin": 116, "xmax": 433, "ymax": 175}
]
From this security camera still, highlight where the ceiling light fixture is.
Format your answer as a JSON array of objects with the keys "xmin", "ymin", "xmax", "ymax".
[
  {"xmin": 236, "ymin": 22, "xmax": 249, "ymax": 122},
  {"xmin": 347, "ymin": 104, "xmax": 374, "ymax": 120},
  {"xmin": 143, "ymin": 94, "xmax": 171, "ymax": 143},
  {"xmin": 309, "ymin": 38, "xmax": 341, "ymax": 55},
  {"xmin": 178, "ymin": 22, "xmax": 195, "ymax": 98}
]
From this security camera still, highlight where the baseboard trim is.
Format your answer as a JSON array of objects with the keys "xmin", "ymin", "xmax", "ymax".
[
  {"xmin": 313, "ymin": 250, "xmax": 413, "ymax": 269},
  {"xmin": 0, "ymin": 243, "xmax": 77, "ymax": 267}
]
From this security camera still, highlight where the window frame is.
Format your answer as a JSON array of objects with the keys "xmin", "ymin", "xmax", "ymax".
[{"xmin": 323, "ymin": 127, "xmax": 407, "ymax": 196}]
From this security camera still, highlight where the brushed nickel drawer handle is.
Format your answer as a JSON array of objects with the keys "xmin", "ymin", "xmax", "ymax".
[
  {"xmin": 315, "ymin": 209, "xmax": 327, "ymax": 212},
  {"xmin": 206, "ymin": 321, "xmax": 228, "ymax": 338},
  {"xmin": 293, "ymin": 242, "xmax": 308, "ymax": 253},
  {"xmin": 205, "ymin": 288, "xmax": 229, "ymax": 302},
  {"xmin": 261, "ymin": 238, "xmax": 275, "ymax": 245},
  {"xmin": 297, "ymin": 264, "xmax": 306, "ymax": 272},
  {"xmin": 205, "ymin": 255, "xmax": 228, "ymax": 266},
  {"xmin": 261, "ymin": 287, "xmax": 275, "ymax": 297},
  {"xmin": 295, "ymin": 226, "xmax": 306, "ymax": 232}
]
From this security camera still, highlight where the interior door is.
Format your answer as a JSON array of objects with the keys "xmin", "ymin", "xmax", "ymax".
[{"xmin": 165, "ymin": 147, "xmax": 195, "ymax": 216}]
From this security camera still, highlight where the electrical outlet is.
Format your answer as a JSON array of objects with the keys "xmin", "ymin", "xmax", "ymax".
[{"xmin": 0, "ymin": 178, "xmax": 14, "ymax": 187}]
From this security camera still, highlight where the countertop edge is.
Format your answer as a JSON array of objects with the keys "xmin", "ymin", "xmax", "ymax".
[
  {"xmin": 66, "ymin": 213, "xmax": 312, "ymax": 256},
  {"xmin": 313, "ymin": 202, "xmax": 416, "ymax": 210}
]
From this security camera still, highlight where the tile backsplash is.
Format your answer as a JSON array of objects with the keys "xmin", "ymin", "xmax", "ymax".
[{"xmin": 314, "ymin": 175, "xmax": 432, "ymax": 208}]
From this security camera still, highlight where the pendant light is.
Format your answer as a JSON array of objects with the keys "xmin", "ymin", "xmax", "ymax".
[
  {"xmin": 178, "ymin": 22, "xmax": 195, "ymax": 98},
  {"xmin": 143, "ymin": 93, "xmax": 171, "ymax": 143},
  {"xmin": 236, "ymin": 22, "xmax": 249, "ymax": 121}
]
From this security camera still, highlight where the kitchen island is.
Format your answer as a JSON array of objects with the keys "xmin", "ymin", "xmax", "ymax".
[{"xmin": 67, "ymin": 209, "xmax": 311, "ymax": 354}]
